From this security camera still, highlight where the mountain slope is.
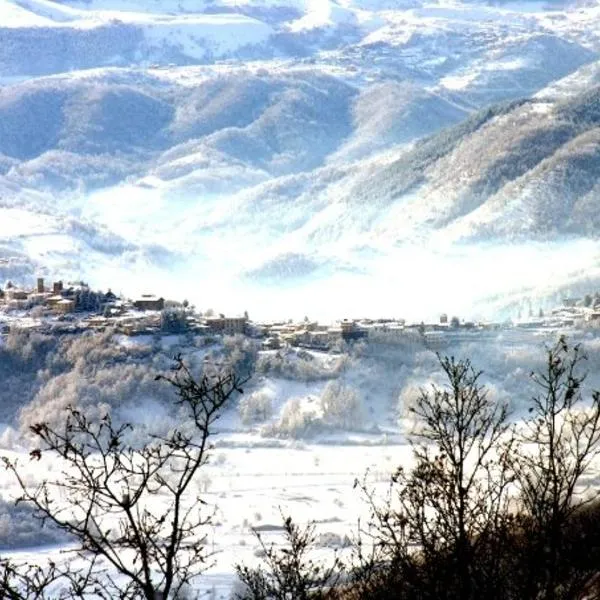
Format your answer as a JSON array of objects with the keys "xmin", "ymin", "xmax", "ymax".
[{"xmin": 3, "ymin": 0, "xmax": 600, "ymax": 319}]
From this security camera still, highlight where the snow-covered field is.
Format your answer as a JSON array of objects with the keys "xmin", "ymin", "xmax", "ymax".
[
  {"xmin": 2, "ymin": 327, "xmax": 600, "ymax": 596},
  {"xmin": 0, "ymin": 441, "xmax": 410, "ymax": 597}
]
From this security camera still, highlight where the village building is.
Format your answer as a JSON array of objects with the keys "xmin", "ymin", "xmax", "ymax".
[
  {"xmin": 269, "ymin": 324, "xmax": 297, "ymax": 338},
  {"xmin": 46, "ymin": 294, "xmax": 66, "ymax": 308},
  {"xmin": 339, "ymin": 319, "xmax": 368, "ymax": 342},
  {"xmin": 55, "ymin": 298, "xmax": 75, "ymax": 314},
  {"xmin": 28, "ymin": 292, "xmax": 48, "ymax": 306},
  {"xmin": 5, "ymin": 288, "xmax": 28, "ymax": 301},
  {"xmin": 204, "ymin": 315, "xmax": 247, "ymax": 335},
  {"xmin": 134, "ymin": 295, "xmax": 165, "ymax": 311},
  {"xmin": 262, "ymin": 336, "xmax": 282, "ymax": 350},
  {"xmin": 3, "ymin": 287, "xmax": 31, "ymax": 309},
  {"xmin": 309, "ymin": 330, "xmax": 332, "ymax": 349},
  {"xmin": 83, "ymin": 316, "xmax": 109, "ymax": 330},
  {"xmin": 193, "ymin": 323, "xmax": 212, "ymax": 335}
]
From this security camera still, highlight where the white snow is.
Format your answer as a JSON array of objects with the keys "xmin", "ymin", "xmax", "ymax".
[
  {"xmin": 140, "ymin": 15, "xmax": 274, "ymax": 59},
  {"xmin": 3, "ymin": 0, "xmax": 600, "ymax": 589},
  {"xmin": 0, "ymin": 208, "xmax": 57, "ymax": 238},
  {"xmin": 0, "ymin": 441, "xmax": 409, "ymax": 595},
  {"xmin": 0, "ymin": 0, "xmax": 59, "ymax": 26},
  {"xmin": 0, "ymin": 0, "xmax": 274, "ymax": 59},
  {"xmin": 439, "ymin": 72, "xmax": 478, "ymax": 90}
]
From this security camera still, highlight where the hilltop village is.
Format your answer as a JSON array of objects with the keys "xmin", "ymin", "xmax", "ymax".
[{"xmin": 0, "ymin": 277, "xmax": 599, "ymax": 351}]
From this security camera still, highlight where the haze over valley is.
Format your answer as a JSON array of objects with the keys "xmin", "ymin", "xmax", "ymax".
[
  {"xmin": 5, "ymin": 2, "xmax": 600, "ymax": 596},
  {"xmin": 2, "ymin": 0, "xmax": 600, "ymax": 319}
]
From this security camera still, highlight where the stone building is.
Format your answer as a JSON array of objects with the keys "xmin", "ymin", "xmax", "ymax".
[{"xmin": 134, "ymin": 295, "xmax": 165, "ymax": 311}]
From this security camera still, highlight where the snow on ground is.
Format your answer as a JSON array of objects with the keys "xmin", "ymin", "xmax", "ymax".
[
  {"xmin": 139, "ymin": 14, "xmax": 274, "ymax": 59},
  {"xmin": 2, "ymin": 327, "xmax": 600, "ymax": 597},
  {"xmin": 0, "ymin": 0, "xmax": 275, "ymax": 60},
  {"xmin": 287, "ymin": 0, "xmax": 383, "ymax": 32},
  {"xmin": 4, "ymin": 408, "xmax": 600, "ymax": 597},
  {"xmin": 0, "ymin": 0, "xmax": 61, "ymax": 26},
  {"xmin": 0, "ymin": 208, "xmax": 58, "ymax": 238},
  {"xmin": 0, "ymin": 440, "xmax": 412, "ymax": 597}
]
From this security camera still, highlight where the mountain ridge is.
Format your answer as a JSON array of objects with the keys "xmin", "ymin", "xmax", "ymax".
[{"xmin": 3, "ymin": 0, "xmax": 600, "ymax": 318}]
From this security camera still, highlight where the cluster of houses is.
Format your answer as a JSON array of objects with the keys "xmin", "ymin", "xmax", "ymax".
[
  {"xmin": 511, "ymin": 295, "xmax": 600, "ymax": 330},
  {"xmin": 0, "ymin": 278, "xmax": 110, "ymax": 314},
  {"xmin": 0, "ymin": 276, "xmax": 424, "ymax": 347},
  {"xmin": 253, "ymin": 318, "xmax": 405, "ymax": 350},
  {"xmin": 4, "ymin": 275, "xmax": 600, "ymax": 348},
  {"xmin": 0, "ymin": 277, "xmax": 250, "ymax": 338}
]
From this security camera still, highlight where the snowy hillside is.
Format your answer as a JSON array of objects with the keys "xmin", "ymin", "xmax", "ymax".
[
  {"xmin": 5, "ymin": 1, "xmax": 600, "ymax": 594},
  {"xmin": 2, "ymin": 0, "xmax": 600, "ymax": 318},
  {"xmin": 2, "ymin": 320, "xmax": 600, "ymax": 597}
]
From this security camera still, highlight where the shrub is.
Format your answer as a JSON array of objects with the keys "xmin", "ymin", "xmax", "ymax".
[
  {"xmin": 320, "ymin": 381, "xmax": 363, "ymax": 430},
  {"xmin": 223, "ymin": 334, "xmax": 259, "ymax": 377},
  {"xmin": 239, "ymin": 389, "xmax": 274, "ymax": 425},
  {"xmin": 235, "ymin": 516, "xmax": 343, "ymax": 600},
  {"xmin": 266, "ymin": 397, "xmax": 320, "ymax": 439},
  {"xmin": 256, "ymin": 349, "xmax": 345, "ymax": 382}
]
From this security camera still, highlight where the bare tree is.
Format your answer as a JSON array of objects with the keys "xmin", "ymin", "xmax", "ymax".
[
  {"xmin": 348, "ymin": 472, "xmax": 418, "ymax": 600},
  {"xmin": 235, "ymin": 516, "xmax": 343, "ymax": 600},
  {"xmin": 1, "ymin": 560, "xmax": 62, "ymax": 600},
  {"xmin": 410, "ymin": 356, "xmax": 513, "ymax": 599},
  {"xmin": 353, "ymin": 355, "xmax": 514, "ymax": 600},
  {"xmin": 514, "ymin": 337, "xmax": 600, "ymax": 600},
  {"xmin": 0, "ymin": 556, "xmax": 103, "ymax": 600},
  {"xmin": 2, "ymin": 355, "xmax": 246, "ymax": 600}
]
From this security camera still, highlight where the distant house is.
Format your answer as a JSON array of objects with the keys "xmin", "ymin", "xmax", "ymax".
[
  {"xmin": 262, "ymin": 336, "xmax": 281, "ymax": 350},
  {"xmin": 340, "ymin": 320, "xmax": 367, "ymax": 342},
  {"xmin": 46, "ymin": 294, "xmax": 65, "ymax": 308},
  {"xmin": 84, "ymin": 316, "xmax": 108, "ymax": 330},
  {"xmin": 310, "ymin": 331, "xmax": 331, "ymax": 349},
  {"xmin": 6, "ymin": 289, "xmax": 28, "ymax": 301},
  {"xmin": 56, "ymin": 298, "xmax": 75, "ymax": 314},
  {"xmin": 134, "ymin": 295, "xmax": 165, "ymax": 311},
  {"xmin": 204, "ymin": 315, "xmax": 247, "ymax": 335},
  {"xmin": 5, "ymin": 287, "xmax": 30, "ymax": 309}
]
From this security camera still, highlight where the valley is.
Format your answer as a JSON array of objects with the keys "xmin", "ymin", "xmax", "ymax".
[
  {"xmin": 1, "ymin": 0, "xmax": 600, "ymax": 320},
  {"xmin": 3, "ymin": 0, "xmax": 600, "ymax": 596}
]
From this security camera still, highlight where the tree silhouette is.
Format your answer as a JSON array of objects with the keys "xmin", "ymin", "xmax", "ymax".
[{"xmin": 2, "ymin": 356, "xmax": 247, "ymax": 600}]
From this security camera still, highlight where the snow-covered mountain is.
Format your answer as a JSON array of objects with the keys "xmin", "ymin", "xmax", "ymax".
[{"xmin": 3, "ymin": 0, "xmax": 600, "ymax": 319}]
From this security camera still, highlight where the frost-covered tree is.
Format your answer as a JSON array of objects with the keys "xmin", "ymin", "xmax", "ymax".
[
  {"xmin": 320, "ymin": 381, "xmax": 363, "ymax": 430},
  {"xmin": 238, "ymin": 390, "xmax": 274, "ymax": 425},
  {"xmin": 160, "ymin": 307, "xmax": 188, "ymax": 333}
]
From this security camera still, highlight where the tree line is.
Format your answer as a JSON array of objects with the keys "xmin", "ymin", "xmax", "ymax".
[{"xmin": 2, "ymin": 337, "xmax": 600, "ymax": 599}]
